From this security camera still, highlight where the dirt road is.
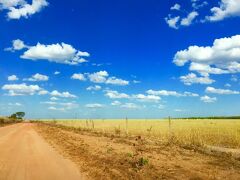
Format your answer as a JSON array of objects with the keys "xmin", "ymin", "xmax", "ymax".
[{"xmin": 0, "ymin": 123, "xmax": 84, "ymax": 180}]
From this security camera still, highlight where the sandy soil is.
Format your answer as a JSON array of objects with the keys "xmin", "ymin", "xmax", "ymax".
[
  {"xmin": 0, "ymin": 123, "xmax": 85, "ymax": 180},
  {"xmin": 35, "ymin": 123, "xmax": 240, "ymax": 180}
]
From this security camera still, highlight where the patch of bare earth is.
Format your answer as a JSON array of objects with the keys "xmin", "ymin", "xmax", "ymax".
[{"xmin": 35, "ymin": 123, "xmax": 240, "ymax": 180}]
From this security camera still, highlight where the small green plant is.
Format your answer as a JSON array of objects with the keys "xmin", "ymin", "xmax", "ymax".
[
  {"xmin": 137, "ymin": 157, "xmax": 149, "ymax": 166},
  {"xmin": 126, "ymin": 152, "xmax": 133, "ymax": 158}
]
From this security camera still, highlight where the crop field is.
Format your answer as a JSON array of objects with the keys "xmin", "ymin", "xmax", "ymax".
[{"xmin": 44, "ymin": 119, "xmax": 240, "ymax": 148}]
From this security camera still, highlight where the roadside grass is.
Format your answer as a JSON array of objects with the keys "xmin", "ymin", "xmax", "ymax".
[
  {"xmin": 40, "ymin": 119, "xmax": 240, "ymax": 148},
  {"xmin": 0, "ymin": 117, "xmax": 22, "ymax": 126}
]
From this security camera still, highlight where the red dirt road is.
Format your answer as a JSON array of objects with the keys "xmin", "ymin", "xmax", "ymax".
[{"xmin": 0, "ymin": 123, "xmax": 84, "ymax": 180}]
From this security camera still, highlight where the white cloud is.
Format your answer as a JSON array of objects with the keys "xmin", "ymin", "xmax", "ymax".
[
  {"xmin": 24, "ymin": 73, "xmax": 49, "ymax": 81},
  {"xmin": 165, "ymin": 10, "xmax": 198, "ymax": 29},
  {"xmin": 0, "ymin": 0, "xmax": 25, "ymax": 8},
  {"xmin": 180, "ymin": 11, "xmax": 199, "ymax": 26},
  {"xmin": 2, "ymin": 83, "xmax": 42, "ymax": 96},
  {"xmin": 205, "ymin": 86, "xmax": 240, "ymax": 94},
  {"xmin": 72, "ymin": 71, "xmax": 129, "ymax": 86},
  {"xmin": 4, "ymin": 39, "xmax": 27, "ymax": 51},
  {"xmin": 192, "ymin": 0, "xmax": 208, "ymax": 9},
  {"xmin": 121, "ymin": 103, "xmax": 141, "ymax": 109},
  {"xmin": 175, "ymin": 109, "xmax": 185, "ymax": 112},
  {"xmin": 88, "ymin": 71, "xmax": 108, "ymax": 83},
  {"xmin": 8, "ymin": 75, "xmax": 19, "ymax": 81},
  {"xmin": 146, "ymin": 89, "xmax": 199, "ymax": 97},
  {"xmin": 200, "ymin": 95, "xmax": 217, "ymax": 103},
  {"xmin": 165, "ymin": 15, "xmax": 180, "ymax": 29},
  {"xmin": 180, "ymin": 73, "xmax": 215, "ymax": 85},
  {"xmin": 10, "ymin": 40, "xmax": 90, "ymax": 65},
  {"xmin": 171, "ymin": 3, "xmax": 181, "ymax": 11},
  {"xmin": 105, "ymin": 77, "xmax": 129, "ymax": 86},
  {"xmin": 85, "ymin": 103, "xmax": 104, "ymax": 108},
  {"xmin": 206, "ymin": 0, "xmax": 240, "ymax": 22},
  {"xmin": 50, "ymin": 90, "xmax": 77, "ymax": 98},
  {"xmin": 132, "ymin": 94, "xmax": 161, "ymax": 102},
  {"xmin": 7, "ymin": 0, "xmax": 48, "ymax": 19},
  {"xmin": 111, "ymin": 101, "xmax": 121, "ymax": 106},
  {"xmin": 174, "ymin": 35, "xmax": 240, "ymax": 76},
  {"xmin": 8, "ymin": 102, "xmax": 22, "ymax": 106},
  {"xmin": 224, "ymin": 83, "xmax": 231, "ymax": 87},
  {"xmin": 44, "ymin": 101, "xmax": 78, "ymax": 110},
  {"xmin": 38, "ymin": 90, "xmax": 48, "ymax": 95},
  {"xmin": 54, "ymin": 71, "xmax": 60, "ymax": 75},
  {"xmin": 48, "ymin": 106, "xmax": 65, "ymax": 111},
  {"xmin": 50, "ymin": 97, "xmax": 59, "ymax": 101},
  {"xmin": 105, "ymin": 90, "xmax": 130, "ymax": 99},
  {"xmin": 71, "ymin": 73, "xmax": 86, "ymax": 81},
  {"xmin": 133, "ymin": 80, "xmax": 141, "ymax": 84},
  {"xmin": 231, "ymin": 75, "xmax": 238, "ymax": 82},
  {"xmin": 86, "ymin": 85, "xmax": 101, "ymax": 91}
]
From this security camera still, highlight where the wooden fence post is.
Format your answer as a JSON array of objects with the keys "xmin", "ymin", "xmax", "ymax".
[{"xmin": 125, "ymin": 117, "xmax": 128, "ymax": 135}]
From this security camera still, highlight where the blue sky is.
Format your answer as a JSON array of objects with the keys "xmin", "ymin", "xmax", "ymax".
[{"xmin": 1, "ymin": 0, "xmax": 240, "ymax": 119}]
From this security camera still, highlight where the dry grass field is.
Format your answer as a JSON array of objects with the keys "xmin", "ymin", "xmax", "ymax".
[
  {"xmin": 35, "ymin": 120, "xmax": 240, "ymax": 179},
  {"xmin": 43, "ymin": 119, "xmax": 240, "ymax": 148}
]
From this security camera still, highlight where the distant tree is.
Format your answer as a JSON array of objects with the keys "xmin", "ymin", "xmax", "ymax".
[
  {"xmin": 9, "ymin": 112, "xmax": 25, "ymax": 120},
  {"xmin": 10, "ymin": 113, "xmax": 17, "ymax": 119},
  {"xmin": 16, "ymin": 112, "xmax": 25, "ymax": 119}
]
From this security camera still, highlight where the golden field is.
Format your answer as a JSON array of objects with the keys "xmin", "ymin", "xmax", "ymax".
[{"xmin": 43, "ymin": 119, "xmax": 240, "ymax": 148}]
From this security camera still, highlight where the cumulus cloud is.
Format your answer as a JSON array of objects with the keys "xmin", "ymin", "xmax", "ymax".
[
  {"xmin": 72, "ymin": 71, "xmax": 129, "ymax": 86},
  {"xmin": 7, "ymin": 39, "xmax": 90, "ymax": 65},
  {"xmin": 165, "ymin": 11, "xmax": 198, "ymax": 29},
  {"xmin": 132, "ymin": 94, "xmax": 161, "ymax": 102},
  {"xmin": 105, "ymin": 77, "xmax": 129, "ymax": 86},
  {"xmin": 200, "ymin": 95, "xmax": 217, "ymax": 103},
  {"xmin": 8, "ymin": 102, "xmax": 22, "ymax": 106},
  {"xmin": 8, "ymin": 75, "xmax": 19, "ymax": 81},
  {"xmin": 165, "ymin": 15, "xmax": 180, "ymax": 29},
  {"xmin": 71, "ymin": 73, "xmax": 86, "ymax": 81},
  {"xmin": 88, "ymin": 71, "xmax": 108, "ymax": 83},
  {"xmin": 111, "ymin": 101, "xmax": 121, "ymax": 106},
  {"xmin": 180, "ymin": 73, "xmax": 215, "ymax": 85},
  {"xmin": 170, "ymin": 3, "xmax": 181, "ymax": 11},
  {"xmin": 50, "ymin": 97, "xmax": 59, "ymax": 101},
  {"xmin": 121, "ymin": 103, "xmax": 141, "ymax": 109},
  {"xmin": 50, "ymin": 90, "xmax": 77, "ymax": 98},
  {"xmin": 2, "ymin": 83, "xmax": 43, "ymax": 96},
  {"xmin": 174, "ymin": 35, "xmax": 240, "ymax": 76},
  {"xmin": 24, "ymin": 73, "xmax": 49, "ymax": 82},
  {"xmin": 105, "ymin": 90, "xmax": 161, "ymax": 102},
  {"xmin": 146, "ymin": 89, "xmax": 199, "ymax": 97},
  {"xmin": 205, "ymin": 86, "xmax": 240, "ymax": 94},
  {"xmin": 38, "ymin": 90, "xmax": 48, "ymax": 95},
  {"xmin": 0, "ymin": 0, "xmax": 48, "ymax": 20},
  {"xmin": 181, "ymin": 11, "xmax": 199, "ymax": 26},
  {"xmin": 192, "ymin": 0, "xmax": 208, "ymax": 9},
  {"xmin": 86, "ymin": 85, "xmax": 101, "ymax": 91},
  {"xmin": 48, "ymin": 106, "xmax": 65, "ymax": 111},
  {"xmin": 54, "ymin": 71, "xmax": 60, "ymax": 75},
  {"xmin": 105, "ymin": 90, "xmax": 130, "ymax": 99},
  {"xmin": 20, "ymin": 42, "xmax": 89, "ymax": 65},
  {"xmin": 85, "ymin": 103, "xmax": 104, "ymax": 108},
  {"xmin": 206, "ymin": 0, "xmax": 240, "ymax": 22},
  {"xmin": 44, "ymin": 101, "xmax": 78, "ymax": 111},
  {"xmin": 4, "ymin": 39, "xmax": 28, "ymax": 51}
]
